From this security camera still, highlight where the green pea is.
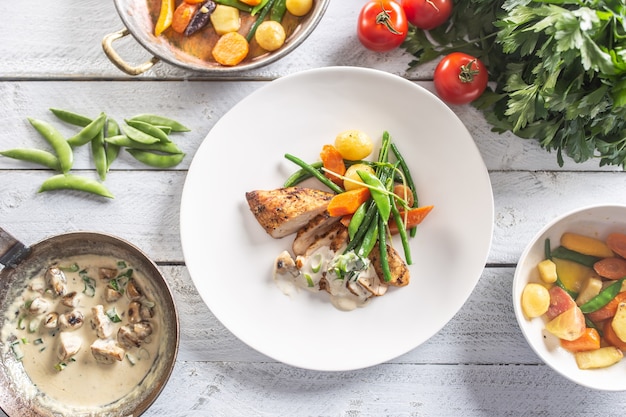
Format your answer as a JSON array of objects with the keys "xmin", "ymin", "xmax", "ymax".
[
  {"xmin": 125, "ymin": 119, "xmax": 171, "ymax": 143},
  {"xmin": 122, "ymin": 124, "xmax": 160, "ymax": 144},
  {"xmin": 126, "ymin": 149, "xmax": 185, "ymax": 168},
  {"xmin": 27, "ymin": 117, "xmax": 73, "ymax": 173},
  {"xmin": 49, "ymin": 108, "xmax": 93, "ymax": 128},
  {"xmin": 1, "ymin": 148, "xmax": 60, "ymax": 170},
  {"xmin": 105, "ymin": 135, "xmax": 183, "ymax": 154},
  {"xmin": 39, "ymin": 174, "xmax": 114, "ymax": 199},
  {"xmin": 128, "ymin": 114, "xmax": 190, "ymax": 132},
  {"xmin": 67, "ymin": 113, "xmax": 107, "ymax": 147}
]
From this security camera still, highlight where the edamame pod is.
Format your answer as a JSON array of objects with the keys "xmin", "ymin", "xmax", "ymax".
[
  {"xmin": 27, "ymin": 117, "xmax": 73, "ymax": 173},
  {"xmin": 0, "ymin": 148, "xmax": 61, "ymax": 171},
  {"xmin": 126, "ymin": 149, "xmax": 185, "ymax": 168},
  {"xmin": 128, "ymin": 114, "xmax": 190, "ymax": 132},
  {"xmin": 39, "ymin": 174, "xmax": 114, "ymax": 199},
  {"xmin": 67, "ymin": 112, "xmax": 107, "ymax": 147}
]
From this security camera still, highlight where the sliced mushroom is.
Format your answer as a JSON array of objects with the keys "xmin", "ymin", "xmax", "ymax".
[
  {"xmin": 127, "ymin": 301, "xmax": 142, "ymax": 323},
  {"xmin": 104, "ymin": 287, "xmax": 123, "ymax": 303},
  {"xmin": 140, "ymin": 303, "xmax": 154, "ymax": 320},
  {"xmin": 126, "ymin": 280, "xmax": 143, "ymax": 301},
  {"xmin": 43, "ymin": 312, "xmax": 59, "ymax": 328},
  {"xmin": 58, "ymin": 310, "xmax": 85, "ymax": 331},
  {"xmin": 357, "ymin": 275, "xmax": 388, "ymax": 297},
  {"xmin": 45, "ymin": 266, "xmax": 67, "ymax": 296},
  {"xmin": 98, "ymin": 267, "xmax": 118, "ymax": 281},
  {"xmin": 91, "ymin": 339, "xmax": 125, "ymax": 364},
  {"xmin": 274, "ymin": 251, "xmax": 300, "ymax": 278},
  {"xmin": 56, "ymin": 332, "xmax": 82, "ymax": 361},
  {"xmin": 61, "ymin": 291, "xmax": 80, "ymax": 308}
]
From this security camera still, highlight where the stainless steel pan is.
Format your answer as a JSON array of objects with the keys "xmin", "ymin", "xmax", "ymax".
[{"xmin": 0, "ymin": 228, "xmax": 179, "ymax": 416}]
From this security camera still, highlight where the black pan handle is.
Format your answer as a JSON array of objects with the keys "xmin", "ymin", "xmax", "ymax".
[{"xmin": 0, "ymin": 227, "xmax": 31, "ymax": 268}]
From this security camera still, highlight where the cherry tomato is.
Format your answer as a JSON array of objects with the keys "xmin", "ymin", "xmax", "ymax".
[
  {"xmin": 401, "ymin": 0, "xmax": 452, "ymax": 30},
  {"xmin": 357, "ymin": 0, "xmax": 408, "ymax": 52},
  {"xmin": 433, "ymin": 52, "xmax": 488, "ymax": 105}
]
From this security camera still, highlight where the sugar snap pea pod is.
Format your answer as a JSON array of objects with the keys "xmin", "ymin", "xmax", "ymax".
[
  {"xmin": 27, "ymin": 117, "xmax": 73, "ymax": 173},
  {"xmin": 270, "ymin": 0, "xmax": 287, "ymax": 21},
  {"xmin": 125, "ymin": 119, "xmax": 171, "ymax": 143},
  {"xmin": 357, "ymin": 211, "xmax": 379, "ymax": 258},
  {"xmin": 284, "ymin": 153, "xmax": 343, "ymax": 194},
  {"xmin": 91, "ymin": 128, "xmax": 107, "ymax": 181},
  {"xmin": 122, "ymin": 124, "xmax": 161, "ymax": 144},
  {"xmin": 49, "ymin": 108, "xmax": 93, "ymax": 128},
  {"xmin": 126, "ymin": 149, "xmax": 185, "ymax": 168},
  {"xmin": 67, "ymin": 112, "xmax": 107, "ymax": 147},
  {"xmin": 105, "ymin": 118, "xmax": 121, "ymax": 171},
  {"xmin": 39, "ymin": 174, "xmax": 114, "ymax": 199},
  {"xmin": 105, "ymin": 135, "xmax": 183, "ymax": 154},
  {"xmin": 344, "ymin": 201, "xmax": 378, "ymax": 253},
  {"xmin": 0, "ymin": 148, "xmax": 61, "ymax": 171},
  {"xmin": 128, "ymin": 114, "xmax": 190, "ymax": 132},
  {"xmin": 348, "ymin": 202, "xmax": 368, "ymax": 241},
  {"xmin": 580, "ymin": 278, "xmax": 625, "ymax": 314},
  {"xmin": 357, "ymin": 170, "xmax": 391, "ymax": 222}
]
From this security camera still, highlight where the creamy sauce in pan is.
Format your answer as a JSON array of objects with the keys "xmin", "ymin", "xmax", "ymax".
[{"xmin": 1, "ymin": 254, "xmax": 161, "ymax": 410}]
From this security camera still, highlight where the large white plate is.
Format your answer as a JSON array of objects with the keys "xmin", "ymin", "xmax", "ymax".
[{"xmin": 180, "ymin": 67, "xmax": 494, "ymax": 371}]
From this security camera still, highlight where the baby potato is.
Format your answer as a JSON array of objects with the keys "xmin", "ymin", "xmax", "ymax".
[
  {"xmin": 255, "ymin": 21, "xmax": 286, "ymax": 52},
  {"xmin": 335, "ymin": 130, "xmax": 374, "ymax": 161},
  {"xmin": 343, "ymin": 163, "xmax": 375, "ymax": 191},
  {"xmin": 521, "ymin": 282, "xmax": 550, "ymax": 318},
  {"xmin": 210, "ymin": 5, "xmax": 241, "ymax": 35},
  {"xmin": 286, "ymin": 0, "xmax": 313, "ymax": 16}
]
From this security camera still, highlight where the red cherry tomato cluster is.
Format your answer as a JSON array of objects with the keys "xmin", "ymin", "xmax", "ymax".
[{"xmin": 356, "ymin": 0, "xmax": 488, "ymax": 105}]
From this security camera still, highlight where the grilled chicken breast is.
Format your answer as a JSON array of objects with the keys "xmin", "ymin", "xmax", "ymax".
[
  {"xmin": 369, "ymin": 242, "xmax": 410, "ymax": 287},
  {"xmin": 246, "ymin": 187, "xmax": 334, "ymax": 238}
]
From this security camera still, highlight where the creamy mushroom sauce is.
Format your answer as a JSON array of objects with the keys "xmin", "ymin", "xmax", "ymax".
[
  {"xmin": 274, "ymin": 246, "xmax": 377, "ymax": 311},
  {"xmin": 0, "ymin": 254, "xmax": 161, "ymax": 411}
]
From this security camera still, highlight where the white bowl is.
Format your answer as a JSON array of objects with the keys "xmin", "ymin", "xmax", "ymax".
[{"xmin": 513, "ymin": 204, "xmax": 626, "ymax": 391}]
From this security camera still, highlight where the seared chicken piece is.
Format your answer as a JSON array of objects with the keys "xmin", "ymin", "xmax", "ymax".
[
  {"xmin": 91, "ymin": 339, "xmax": 125, "ymax": 364},
  {"xmin": 56, "ymin": 331, "xmax": 82, "ymax": 361},
  {"xmin": 369, "ymin": 242, "xmax": 410, "ymax": 287},
  {"xmin": 58, "ymin": 310, "xmax": 85, "ymax": 331},
  {"xmin": 292, "ymin": 212, "xmax": 341, "ymax": 256},
  {"xmin": 246, "ymin": 187, "xmax": 334, "ymax": 238},
  {"xmin": 118, "ymin": 322, "xmax": 153, "ymax": 348},
  {"xmin": 91, "ymin": 305, "xmax": 115, "ymax": 339},
  {"xmin": 302, "ymin": 222, "xmax": 348, "ymax": 257},
  {"xmin": 45, "ymin": 266, "xmax": 67, "ymax": 296}
]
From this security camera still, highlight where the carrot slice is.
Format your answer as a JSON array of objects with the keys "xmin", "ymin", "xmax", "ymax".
[
  {"xmin": 560, "ymin": 327, "xmax": 601, "ymax": 352},
  {"xmin": 587, "ymin": 291, "xmax": 626, "ymax": 323},
  {"xmin": 327, "ymin": 188, "xmax": 371, "ymax": 217},
  {"xmin": 172, "ymin": 2, "xmax": 199, "ymax": 34},
  {"xmin": 389, "ymin": 205, "xmax": 434, "ymax": 234},
  {"xmin": 320, "ymin": 144, "xmax": 346, "ymax": 187},
  {"xmin": 594, "ymin": 257, "xmax": 626, "ymax": 280},
  {"xmin": 340, "ymin": 214, "xmax": 353, "ymax": 228},
  {"xmin": 604, "ymin": 319, "xmax": 626, "ymax": 351},
  {"xmin": 212, "ymin": 32, "xmax": 249, "ymax": 66},
  {"xmin": 607, "ymin": 233, "xmax": 626, "ymax": 259}
]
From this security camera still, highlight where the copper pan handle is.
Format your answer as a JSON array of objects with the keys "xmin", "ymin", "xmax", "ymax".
[
  {"xmin": 0, "ymin": 227, "xmax": 30, "ymax": 268},
  {"xmin": 102, "ymin": 28, "xmax": 160, "ymax": 76}
]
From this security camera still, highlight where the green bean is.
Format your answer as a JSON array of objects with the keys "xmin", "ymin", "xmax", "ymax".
[
  {"xmin": 246, "ymin": 0, "xmax": 276, "ymax": 42},
  {"xmin": 122, "ymin": 124, "xmax": 161, "ymax": 144},
  {"xmin": 344, "ymin": 201, "xmax": 378, "ymax": 253},
  {"xmin": 128, "ymin": 114, "xmax": 190, "ymax": 132},
  {"xmin": 544, "ymin": 238, "xmax": 552, "ymax": 260},
  {"xmin": 67, "ymin": 113, "xmax": 107, "ymax": 147},
  {"xmin": 91, "ymin": 128, "xmax": 107, "ymax": 181},
  {"xmin": 348, "ymin": 202, "xmax": 368, "ymax": 241},
  {"xmin": 105, "ymin": 135, "xmax": 183, "ymax": 154},
  {"xmin": 391, "ymin": 203, "xmax": 412, "ymax": 265},
  {"xmin": 251, "ymin": 0, "xmax": 270, "ymax": 15},
  {"xmin": 284, "ymin": 153, "xmax": 343, "ymax": 194},
  {"xmin": 39, "ymin": 174, "xmax": 114, "ymax": 199},
  {"xmin": 105, "ymin": 118, "xmax": 121, "ymax": 171},
  {"xmin": 214, "ymin": 0, "xmax": 253, "ymax": 12},
  {"xmin": 357, "ymin": 211, "xmax": 379, "ymax": 258},
  {"xmin": 0, "ymin": 148, "xmax": 61, "ymax": 170},
  {"xmin": 125, "ymin": 119, "xmax": 171, "ymax": 143},
  {"xmin": 551, "ymin": 246, "xmax": 599, "ymax": 268},
  {"xmin": 27, "ymin": 117, "xmax": 73, "ymax": 173},
  {"xmin": 270, "ymin": 0, "xmax": 287, "ymax": 21},
  {"xmin": 49, "ymin": 108, "xmax": 92, "ymax": 128},
  {"xmin": 390, "ymin": 140, "xmax": 419, "ymax": 237},
  {"xmin": 126, "ymin": 149, "xmax": 185, "ymax": 168},
  {"xmin": 377, "ymin": 215, "xmax": 393, "ymax": 282},
  {"xmin": 283, "ymin": 161, "xmax": 324, "ymax": 187}
]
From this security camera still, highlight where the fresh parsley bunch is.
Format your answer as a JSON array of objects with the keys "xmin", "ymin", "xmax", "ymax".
[{"xmin": 403, "ymin": 0, "xmax": 626, "ymax": 168}]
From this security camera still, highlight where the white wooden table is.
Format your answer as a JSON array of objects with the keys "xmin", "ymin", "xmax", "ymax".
[{"xmin": 2, "ymin": 1, "xmax": 626, "ymax": 416}]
